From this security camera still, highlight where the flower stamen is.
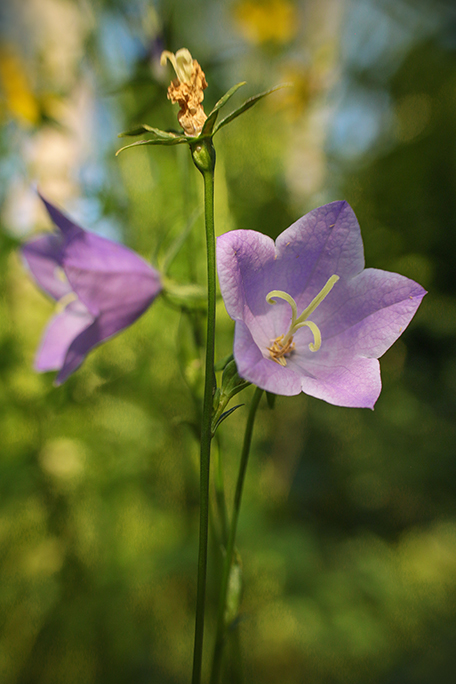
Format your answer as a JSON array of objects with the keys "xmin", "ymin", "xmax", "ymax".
[
  {"xmin": 266, "ymin": 274, "xmax": 339, "ymax": 364},
  {"xmin": 55, "ymin": 291, "xmax": 78, "ymax": 314}
]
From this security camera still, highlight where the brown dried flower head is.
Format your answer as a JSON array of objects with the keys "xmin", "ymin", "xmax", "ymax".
[{"xmin": 160, "ymin": 48, "xmax": 208, "ymax": 136}]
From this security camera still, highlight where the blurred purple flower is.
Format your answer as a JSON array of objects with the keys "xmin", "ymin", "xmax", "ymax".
[
  {"xmin": 217, "ymin": 201, "xmax": 426, "ymax": 408},
  {"xmin": 22, "ymin": 195, "xmax": 162, "ymax": 384}
]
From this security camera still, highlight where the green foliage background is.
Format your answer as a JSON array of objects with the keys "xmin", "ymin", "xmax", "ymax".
[{"xmin": 1, "ymin": 0, "xmax": 456, "ymax": 682}]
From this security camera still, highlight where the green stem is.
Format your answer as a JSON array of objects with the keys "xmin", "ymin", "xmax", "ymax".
[
  {"xmin": 210, "ymin": 386, "xmax": 264, "ymax": 684},
  {"xmin": 191, "ymin": 139, "xmax": 217, "ymax": 684},
  {"xmin": 214, "ymin": 439, "xmax": 229, "ymax": 546}
]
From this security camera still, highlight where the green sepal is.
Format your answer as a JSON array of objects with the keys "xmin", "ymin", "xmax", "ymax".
[
  {"xmin": 211, "ymin": 359, "xmax": 250, "ymax": 436},
  {"xmin": 212, "ymin": 404, "xmax": 244, "ymax": 436},
  {"xmin": 214, "ymin": 354, "xmax": 234, "ymax": 373},
  {"xmin": 213, "ymin": 83, "xmax": 291, "ymax": 135},
  {"xmin": 266, "ymin": 391, "xmax": 276, "ymax": 410},
  {"xmin": 162, "ymin": 281, "xmax": 207, "ymax": 310},
  {"xmin": 220, "ymin": 359, "xmax": 250, "ymax": 399},
  {"xmin": 200, "ymin": 82, "xmax": 246, "ymax": 137}
]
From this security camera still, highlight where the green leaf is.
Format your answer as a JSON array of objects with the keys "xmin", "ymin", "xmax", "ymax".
[
  {"xmin": 213, "ymin": 83, "xmax": 291, "ymax": 135},
  {"xmin": 118, "ymin": 124, "xmax": 158, "ymax": 137},
  {"xmin": 118, "ymin": 125, "xmax": 184, "ymax": 139},
  {"xmin": 115, "ymin": 135, "xmax": 188, "ymax": 155},
  {"xmin": 201, "ymin": 82, "xmax": 246, "ymax": 137}
]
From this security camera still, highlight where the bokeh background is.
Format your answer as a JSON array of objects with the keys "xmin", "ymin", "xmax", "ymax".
[{"xmin": 1, "ymin": 0, "xmax": 456, "ymax": 682}]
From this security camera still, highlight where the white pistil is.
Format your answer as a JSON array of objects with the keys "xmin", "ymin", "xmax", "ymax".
[
  {"xmin": 266, "ymin": 274, "xmax": 339, "ymax": 363},
  {"xmin": 55, "ymin": 291, "xmax": 78, "ymax": 314}
]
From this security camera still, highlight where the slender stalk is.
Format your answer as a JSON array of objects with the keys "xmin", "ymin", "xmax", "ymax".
[
  {"xmin": 210, "ymin": 386, "xmax": 264, "ymax": 684},
  {"xmin": 191, "ymin": 139, "xmax": 217, "ymax": 684},
  {"xmin": 214, "ymin": 439, "xmax": 229, "ymax": 546}
]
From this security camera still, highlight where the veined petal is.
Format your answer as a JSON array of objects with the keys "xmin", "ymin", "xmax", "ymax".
[
  {"xmin": 298, "ymin": 355, "xmax": 382, "ymax": 409},
  {"xmin": 217, "ymin": 229, "xmax": 276, "ymax": 319},
  {"xmin": 274, "ymin": 201, "xmax": 364, "ymax": 310},
  {"xmin": 316, "ymin": 268, "xmax": 427, "ymax": 357}
]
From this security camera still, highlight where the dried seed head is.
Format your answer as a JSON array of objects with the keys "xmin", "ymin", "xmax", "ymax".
[{"xmin": 160, "ymin": 48, "xmax": 208, "ymax": 136}]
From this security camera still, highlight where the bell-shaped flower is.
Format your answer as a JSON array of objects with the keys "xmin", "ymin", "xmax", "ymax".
[
  {"xmin": 217, "ymin": 201, "xmax": 426, "ymax": 408},
  {"xmin": 22, "ymin": 195, "xmax": 162, "ymax": 384}
]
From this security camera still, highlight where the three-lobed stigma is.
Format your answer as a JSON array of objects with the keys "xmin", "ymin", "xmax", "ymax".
[{"xmin": 266, "ymin": 274, "xmax": 339, "ymax": 365}]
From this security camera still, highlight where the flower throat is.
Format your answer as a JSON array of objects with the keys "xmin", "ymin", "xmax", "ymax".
[{"xmin": 266, "ymin": 274, "xmax": 339, "ymax": 366}]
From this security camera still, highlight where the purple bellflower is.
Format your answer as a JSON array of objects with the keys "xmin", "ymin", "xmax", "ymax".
[
  {"xmin": 22, "ymin": 195, "xmax": 162, "ymax": 384},
  {"xmin": 217, "ymin": 201, "xmax": 426, "ymax": 408}
]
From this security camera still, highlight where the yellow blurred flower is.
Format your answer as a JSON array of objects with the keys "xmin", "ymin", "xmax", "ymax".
[
  {"xmin": 0, "ymin": 44, "xmax": 39, "ymax": 126},
  {"xmin": 234, "ymin": 0, "xmax": 297, "ymax": 45}
]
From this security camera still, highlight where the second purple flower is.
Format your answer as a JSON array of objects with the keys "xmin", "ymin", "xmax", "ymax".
[{"xmin": 22, "ymin": 195, "xmax": 162, "ymax": 384}]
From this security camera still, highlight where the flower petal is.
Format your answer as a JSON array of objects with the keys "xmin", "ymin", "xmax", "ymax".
[
  {"xmin": 62, "ymin": 231, "xmax": 162, "ymax": 317},
  {"xmin": 56, "ymin": 301, "xmax": 157, "ymax": 384},
  {"xmin": 39, "ymin": 192, "xmax": 84, "ymax": 239},
  {"xmin": 35, "ymin": 301, "xmax": 94, "ymax": 372},
  {"xmin": 234, "ymin": 321, "xmax": 303, "ymax": 395},
  {"xmin": 298, "ymin": 355, "xmax": 382, "ymax": 409},
  {"xmin": 21, "ymin": 233, "xmax": 70, "ymax": 301},
  {"xmin": 274, "ymin": 201, "xmax": 364, "ymax": 310},
  {"xmin": 316, "ymin": 268, "xmax": 427, "ymax": 358},
  {"xmin": 217, "ymin": 229, "xmax": 276, "ymax": 319}
]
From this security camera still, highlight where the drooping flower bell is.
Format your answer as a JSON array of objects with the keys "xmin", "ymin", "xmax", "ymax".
[
  {"xmin": 217, "ymin": 201, "xmax": 426, "ymax": 408},
  {"xmin": 160, "ymin": 48, "xmax": 208, "ymax": 136},
  {"xmin": 21, "ymin": 194, "xmax": 162, "ymax": 384}
]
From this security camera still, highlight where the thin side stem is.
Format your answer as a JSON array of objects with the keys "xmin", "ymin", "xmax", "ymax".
[
  {"xmin": 210, "ymin": 386, "xmax": 264, "ymax": 684},
  {"xmin": 191, "ymin": 164, "xmax": 217, "ymax": 684}
]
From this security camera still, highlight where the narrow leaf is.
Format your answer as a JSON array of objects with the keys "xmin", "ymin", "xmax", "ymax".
[
  {"xmin": 118, "ymin": 124, "xmax": 157, "ymax": 137},
  {"xmin": 213, "ymin": 83, "xmax": 291, "ymax": 134},
  {"xmin": 116, "ymin": 136, "xmax": 188, "ymax": 155},
  {"xmin": 201, "ymin": 82, "xmax": 246, "ymax": 137}
]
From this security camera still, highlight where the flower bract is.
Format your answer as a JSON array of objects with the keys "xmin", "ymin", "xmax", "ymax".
[
  {"xmin": 22, "ymin": 194, "xmax": 162, "ymax": 384},
  {"xmin": 217, "ymin": 201, "xmax": 426, "ymax": 408}
]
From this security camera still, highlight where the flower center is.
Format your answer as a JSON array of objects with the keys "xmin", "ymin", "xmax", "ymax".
[{"xmin": 265, "ymin": 274, "xmax": 339, "ymax": 365}]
